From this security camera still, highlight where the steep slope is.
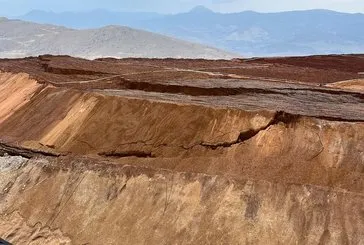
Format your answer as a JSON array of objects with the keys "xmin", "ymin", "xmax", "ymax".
[
  {"xmin": 0, "ymin": 18, "xmax": 237, "ymax": 59},
  {"xmin": 0, "ymin": 56, "xmax": 363, "ymax": 244}
]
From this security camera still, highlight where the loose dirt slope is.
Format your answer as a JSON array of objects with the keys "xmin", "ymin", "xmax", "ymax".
[{"xmin": 0, "ymin": 55, "xmax": 363, "ymax": 245}]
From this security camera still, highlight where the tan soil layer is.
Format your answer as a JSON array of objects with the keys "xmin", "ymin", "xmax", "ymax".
[
  {"xmin": 0, "ymin": 72, "xmax": 43, "ymax": 123},
  {"xmin": 327, "ymin": 79, "xmax": 364, "ymax": 92},
  {"xmin": 1, "ymin": 156, "xmax": 363, "ymax": 245}
]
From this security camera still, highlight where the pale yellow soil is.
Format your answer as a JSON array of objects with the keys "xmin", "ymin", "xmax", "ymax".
[
  {"xmin": 0, "ymin": 72, "xmax": 42, "ymax": 123},
  {"xmin": 326, "ymin": 79, "xmax": 364, "ymax": 92}
]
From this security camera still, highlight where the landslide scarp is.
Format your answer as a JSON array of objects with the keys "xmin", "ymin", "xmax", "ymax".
[
  {"xmin": 0, "ymin": 70, "xmax": 363, "ymax": 192},
  {"xmin": 0, "ymin": 56, "xmax": 363, "ymax": 245}
]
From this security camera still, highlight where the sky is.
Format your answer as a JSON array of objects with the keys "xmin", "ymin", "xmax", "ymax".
[{"xmin": 1, "ymin": 0, "xmax": 364, "ymax": 16}]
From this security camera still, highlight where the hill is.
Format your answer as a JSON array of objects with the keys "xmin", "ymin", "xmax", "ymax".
[
  {"xmin": 18, "ymin": 8, "xmax": 364, "ymax": 57},
  {"xmin": 0, "ymin": 18, "xmax": 237, "ymax": 59}
]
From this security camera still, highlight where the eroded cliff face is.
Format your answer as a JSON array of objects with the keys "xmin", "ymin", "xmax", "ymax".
[
  {"xmin": 1, "ymin": 156, "xmax": 364, "ymax": 245},
  {"xmin": 0, "ymin": 55, "xmax": 363, "ymax": 245}
]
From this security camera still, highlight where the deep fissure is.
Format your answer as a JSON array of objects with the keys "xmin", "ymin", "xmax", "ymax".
[
  {"xmin": 98, "ymin": 150, "xmax": 154, "ymax": 158},
  {"xmin": 198, "ymin": 111, "xmax": 299, "ymax": 149}
]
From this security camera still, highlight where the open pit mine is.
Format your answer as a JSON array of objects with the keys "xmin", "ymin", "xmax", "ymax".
[{"xmin": 0, "ymin": 54, "xmax": 363, "ymax": 244}]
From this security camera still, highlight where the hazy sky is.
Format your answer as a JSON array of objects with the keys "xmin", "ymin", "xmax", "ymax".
[{"xmin": 1, "ymin": 0, "xmax": 364, "ymax": 15}]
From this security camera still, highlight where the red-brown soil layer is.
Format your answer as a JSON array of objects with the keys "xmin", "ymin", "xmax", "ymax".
[{"xmin": 0, "ymin": 54, "xmax": 363, "ymax": 86}]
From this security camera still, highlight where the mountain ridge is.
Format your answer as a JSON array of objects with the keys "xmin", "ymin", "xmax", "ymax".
[
  {"xmin": 0, "ymin": 18, "xmax": 237, "ymax": 59},
  {"xmin": 14, "ymin": 8, "xmax": 364, "ymax": 57}
]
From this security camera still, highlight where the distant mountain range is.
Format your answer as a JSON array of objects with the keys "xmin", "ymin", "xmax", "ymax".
[
  {"xmin": 0, "ymin": 18, "xmax": 236, "ymax": 59},
  {"xmin": 16, "ymin": 7, "xmax": 364, "ymax": 57}
]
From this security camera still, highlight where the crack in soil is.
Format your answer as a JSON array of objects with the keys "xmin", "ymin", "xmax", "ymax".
[
  {"xmin": 99, "ymin": 111, "xmax": 299, "ymax": 153},
  {"xmin": 194, "ymin": 111, "xmax": 299, "ymax": 150},
  {"xmin": 0, "ymin": 142, "xmax": 62, "ymax": 158},
  {"xmin": 98, "ymin": 150, "xmax": 154, "ymax": 159},
  {"xmin": 0, "ymin": 112, "xmax": 300, "ymax": 158}
]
